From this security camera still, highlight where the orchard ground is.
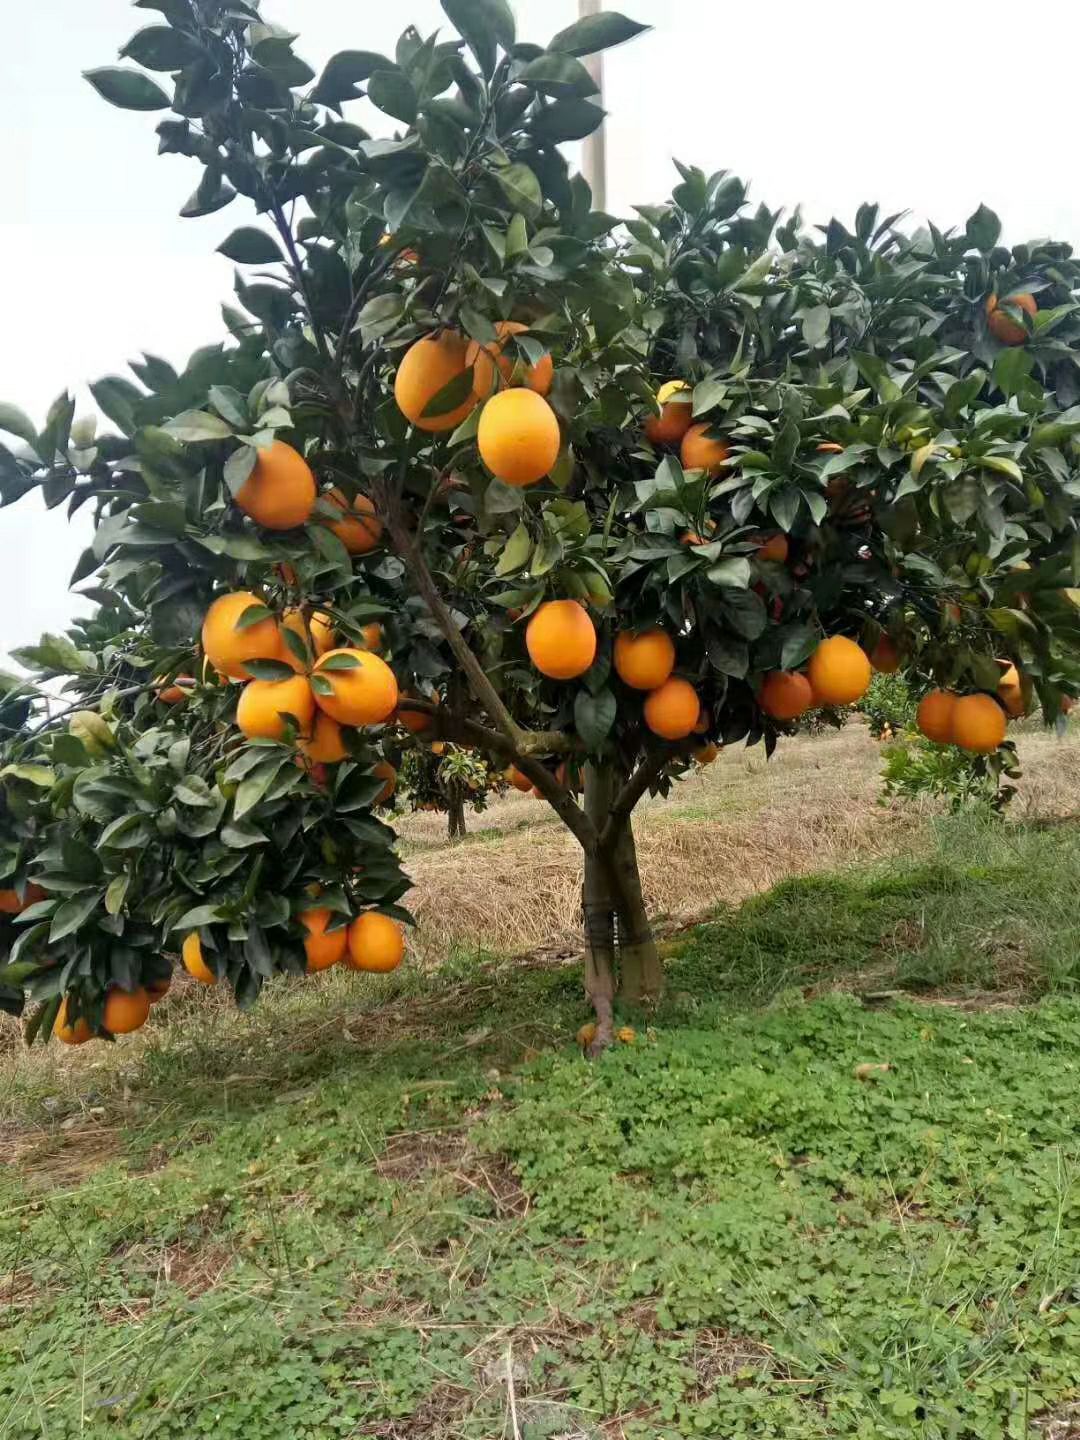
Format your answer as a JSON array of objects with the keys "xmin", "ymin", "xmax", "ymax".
[{"xmin": 5, "ymin": 720, "xmax": 1080, "ymax": 1437}]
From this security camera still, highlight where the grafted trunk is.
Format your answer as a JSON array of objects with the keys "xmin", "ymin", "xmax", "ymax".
[
  {"xmin": 446, "ymin": 791, "xmax": 466, "ymax": 842},
  {"xmin": 609, "ymin": 810, "xmax": 664, "ymax": 1004},
  {"xmin": 582, "ymin": 764, "xmax": 616, "ymax": 1052}
]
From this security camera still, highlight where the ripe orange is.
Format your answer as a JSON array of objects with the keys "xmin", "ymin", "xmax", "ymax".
[
  {"xmin": 693, "ymin": 742, "xmax": 720, "ymax": 765},
  {"xmin": 760, "ymin": 671, "xmax": 814, "ymax": 721},
  {"xmin": 952, "ymin": 693, "xmax": 1007, "ymax": 753},
  {"xmin": 643, "ymin": 677, "xmax": 700, "ymax": 739},
  {"xmin": 397, "ymin": 691, "xmax": 436, "ymax": 734},
  {"xmin": 0, "ymin": 883, "xmax": 46, "ymax": 915},
  {"xmin": 146, "ymin": 976, "xmax": 171, "ymax": 1004},
  {"xmin": 301, "ymin": 907, "xmax": 348, "ymax": 973},
  {"xmin": 394, "ymin": 331, "xmax": 489, "ymax": 432},
  {"xmin": 807, "ymin": 636, "xmax": 872, "ymax": 706},
  {"xmin": 182, "ymin": 932, "xmax": 217, "ymax": 985},
  {"xmin": 997, "ymin": 663, "xmax": 1031, "ymax": 719},
  {"xmin": 54, "ymin": 997, "xmax": 93, "ymax": 1046},
  {"xmin": 644, "ymin": 380, "xmax": 693, "ymax": 447},
  {"xmin": 282, "ymin": 608, "xmax": 336, "ymax": 667},
  {"xmin": 465, "ymin": 320, "xmax": 553, "ymax": 396},
  {"xmin": 816, "ymin": 442, "xmax": 844, "ymax": 454},
  {"xmin": 526, "ymin": 601, "xmax": 597, "ymax": 680},
  {"xmin": 613, "ymin": 629, "xmax": 676, "ymax": 690},
  {"xmin": 313, "ymin": 648, "xmax": 398, "ymax": 726},
  {"xmin": 102, "ymin": 986, "xmax": 151, "ymax": 1036},
  {"xmin": 373, "ymin": 760, "xmax": 397, "ymax": 804},
  {"xmin": 916, "ymin": 689, "xmax": 957, "ymax": 744},
  {"xmin": 360, "ymin": 622, "xmax": 384, "ymax": 652},
  {"xmin": 681, "ymin": 423, "xmax": 729, "ymax": 475},
  {"xmin": 237, "ymin": 674, "xmax": 315, "ymax": 741},
  {"xmin": 346, "ymin": 911, "xmax": 405, "ymax": 973},
  {"xmin": 156, "ymin": 676, "xmax": 194, "ymax": 704},
  {"xmin": 323, "ymin": 487, "xmax": 382, "ymax": 555},
  {"xmin": 757, "ymin": 534, "xmax": 789, "ymax": 565},
  {"xmin": 478, "ymin": 389, "xmax": 560, "ymax": 486},
  {"xmin": 234, "ymin": 439, "xmax": 316, "ymax": 530},
  {"xmin": 201, "ymin": 591, "xmax": 284, "ymax": 680},
  {"xmin": 298, "ymin": 711, "xmax": 350, "ymax": 764},
  {"xmin": 506, "ymin": 765, "xmax": 533, "ymax": 793},
  {"xmin": 987, "ymin": 292, "xmax": 1037, "ymax": 346},
  {"xmin": 870, "ymin": 636, "xmax": 900, "ymax": 674}
]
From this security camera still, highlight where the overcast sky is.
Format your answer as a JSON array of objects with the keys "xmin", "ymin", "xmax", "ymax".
[{"xmin": 5, "ymin": 0, "xmax": 1080, "ymax": 667}]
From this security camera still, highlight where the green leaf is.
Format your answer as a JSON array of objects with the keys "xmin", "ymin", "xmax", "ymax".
[
  {"xmin": 174, "ymin": 775, "xmax": 216, "ymax": 808},
  {"xmin": 221, "ymin": 817, "xmax": 268, "ymax": 849},
  {"xmin": 494, "ymin": 162, "xmax": 543, "ymax": 219},
  {"xmin": 519, "ymin": 53, "xmax": 599, "ymax": 98},
  {"xmin": 993, "ymin": 347, "xmax": 1034, "ymax": 399},
  {"xmin": 173, "ymin": 904, "xmax": 227, "ymax": 931},
  {"xmin": 0, "ymin": 764, "xmax": 55, "ymax": 789},
  {"xmin": 721, "ymin": 588, "xmax": 767, "ymax": 640},
  {"xmin": 706, "ymin": 636, "xmax": 748, "ymax": 678},
  {"xmin": 355, "ymin": 293, "xmax": 404, "ymax": 345},
  {"xmin": 236, "ymin": 602, "xmax": 274, "ymax": 631},
  {"xmin": 549, "ymin": 11, "xmax": 649, "ymax": 56},
  {"xmin": 49, "ymin": 891, "xmax": 103, "ymax": 943},
  {"xmin": 367, "ymin": 69, "xmax": 418, "ymax": 124},
  {"xmin": 218, "ymin": 228, "xmax": 284, "ymax": 265},
  {"xmin": 496, "ymin": 522, "xmax": 533, "ymax": 577},
  {"xmin": 780, "ymin": 623, "xmax": 818, "ymax": 670},
  {"xmin": 965, "ymin": 203, "xmax": 1001, "ymax": 252},
  {"xmin": 235, "ymin": 758, "xmax": 287, "ymax": 820},
  {"xmin": 691, "ymin": 378, "xmax": 726, "ymax": 418},
  {"xmin": 311, "ymin": 49, "xmax": 393, "ymax": 106},
  {"xmin": 120, "ymin": 25, "xmax": 203, "ymax": 70},
  {"xmin": 243, "ymin": 658, "xmax": 296, "ymax": 681},
  {"xmin": 0, "ymin": 403, "xmax": 38, "ymax": 448},
  {"xmin": 441, "ymin": 0, "xmax": 516, "ymax": 76},
  {"xmin": 505, "ymin": 213, "xmax": 529, "ymax": 260},
  {"xmin": 484, "ymin": 478, "xmax": 525, "ymax": 514},
  {"xmin": 420, "ymin": 365, "xmax": 475, "ymax": 420},
  {"xmin": 84, "ymin": 66, "xmax": 171, "ymax": 111},
  {"xmin": 706, "ymin": 557, "xmax": 751, "ymax": 589},
  {"xmin": 166, "ymin": 410, "xmax": 233, "ymax": 443},
  {"xmin": 574, "ymin": 688, "xmax": 616, "ymax": 749},
  {"xmin": 449, "ymin": 406, "xmax": 482, "ymax": 447},
  {"xmin": 980, "ymin": 455, "xmax": 1023, "ymax": 484},
  {"xmin": 530, "ymin": 99, "xmax": 605, "ymax": 144},
  {"xmin": 801, "ymin": 305, "xmax": 830, "ymax": 349},
  {"xmin": 318, "ymin": 652, "xmax": 361, "ymax": 671},
  {"xmin": 90, "ymin": 376, "xmax": 143, "ymax": 435}
]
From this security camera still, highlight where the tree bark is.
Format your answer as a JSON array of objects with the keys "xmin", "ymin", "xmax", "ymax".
[
  {"xmin": 609, "ymin": 810, "xmax": 664, "ymax": 1004},
  {"xmin": 446, "ymin": 792, "xmax": 466, "ymax": 842},
  {"xmin": 582, "ymin": 764, "xmax": 616, "ymax": 1053}
]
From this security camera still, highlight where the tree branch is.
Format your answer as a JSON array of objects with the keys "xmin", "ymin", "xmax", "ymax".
[{"xmin": 598, "ymin": 749, "xmax": 676, "ymax": 851}]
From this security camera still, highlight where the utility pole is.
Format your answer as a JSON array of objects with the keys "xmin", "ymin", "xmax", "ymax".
[{"xmin": 578, "ymin": 0, "xmax": 607, "ymax": 210}]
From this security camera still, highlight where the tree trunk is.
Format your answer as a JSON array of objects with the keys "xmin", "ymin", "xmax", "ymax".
[
  {"xmin": 608, "ymin": 810, "xmax": 664, "ymax": 1004},
  {"xmin": 582, "ymin": 764, "xmax": 616, "ymax": 1052},
  {"xmin": 446, "ymin": 791, "xmax": 466, "ymax": 842}
]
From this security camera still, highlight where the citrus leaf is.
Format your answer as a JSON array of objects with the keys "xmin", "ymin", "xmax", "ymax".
[{"xmin": 84, "ymin": 66, "xmax": 171, "ymax": 111}]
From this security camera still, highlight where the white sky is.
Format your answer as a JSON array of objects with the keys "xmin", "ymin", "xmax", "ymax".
[{"xmin": 5, "ymin": 0, "xmax": 1080, "ymax": 666}]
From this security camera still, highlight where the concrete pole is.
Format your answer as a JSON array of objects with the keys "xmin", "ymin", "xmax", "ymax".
[{"xmin": 578, "ymin": 0, "xmax": 607, "ymax": 210}]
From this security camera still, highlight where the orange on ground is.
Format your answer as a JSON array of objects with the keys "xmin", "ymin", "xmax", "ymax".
[
  {"xmin": 987, "ymin": 292, "xmax": 1037, "ymax": 346},
  {"xmin": 760, "ymin": 671, "xmax": 814, "ymax": 722},
  {"xmin": 146, "ymin": 976, "xmax": 171, "ymax": 1004},
  {"xmin": 54, "ymin": 997, "xmax": 93, "ymax": 1046},
  {"xmin": 614, "ymin": 629, "xmax": 676, "ymax": 690},
  {"xmin": 237, "ymin": 674, "xmax": 315, "ymax": 741},
  {"xmin": 102, "ymin": 987, "xmax": 151, "ymax": 1036},
  {"xmin": 644, "ymin": 677, "xmax": 701, "ymax": 740},
  {"xmin": 282, "ymin": 608, "xmax": 336, "ymax": 667},
  {"xmin": 757, "ymin": 534, "xmax": 789, "ymax": 564},
  {"xmin": 478, "ymin": 388, "xmax": 560, "ymax": 487},
  {"xmin": 346, "ymin": 912, "xmax": 405, "ymax": 973},
  {"xmin": 360, "ymin": 622, "xmax": 384, "ymax": 652},
  {"xmin": 373, "ymin": 760, "xmax": 397, "ymax": 804},
  {"xmin": 397, "ymin": 691, "xmax": 436, "ymax": 734},
  {"xmin": 507, "ymin": 765, "xmax": 533, "ymax": 793},
  {"xmin": 202, "ymin": 591, "xmax": 284, "ymax": 680},
  {"xmin": 323, "ymin": 487, "xmax": 382, "ymax": 555},
  {"xmin": 917, "ymin": 689, "xmax": 957, "ymax": 744},
  {"xmin": 807, "ymin": 636, "xmax": 872, "ymax": 706},
  {"xmin": 156, "ymin": 676, "xmax": 194, "ymax": 704},
  {"xmin": 644, "ymin": 380, "xmax": 693, "ymax": 447},
  {"xmin": 0, "ymin": 883, "xmax": 46, "ymax": 915},
  {"xmin": 466, "ymin": 321, "xmax": 553, "ymax": 396},
  {"xmin": 301, "ymin": 907, "xmax": 348, "ymax": 973},
  {"xmin": 693, "ymin": 742, "xmax": 720, "ymax": 765},
  {"xmin": 234, "ymin": 439, "xmax": 316, "ymax": 530},
  {"xmin": 577, "ymin": 1021, "xmax": 598, "ymax": 1048},
  {"xmin": 870, "ymin": 636, "xmax": 900, "ymax": 674},
  {"xmin": 182, "ymin": 932, "xmax": 217, "ymax": 985},
  {"xmin": 299, "ymin": 711, "xmax": 350, "ymax": 764},
  {"xmin": 526, "ymin": 600, "xmax": 597, "ymax": 681},
  {"xmin": 997, "ymin": 663, "xmax": 1031, "ymax": 719},
  {"xmin": 952, "ymin": 693, "xmax": 1007, "ymax": 754},
  {"xmin": 681, "ymin": 423, "xmax": 729, "ymax": 475},
  {"xmin": 313, "ymin": 649, "xmax": 398, "ymax": 727},
  {"xmin": 394, "ymin": 331, "xmax": 489, "ymax": 432}
]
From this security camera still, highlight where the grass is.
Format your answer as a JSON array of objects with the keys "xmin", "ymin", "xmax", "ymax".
[{"xmin": 5, "ymin": 806, "xmax": 1080, "ymax": 1437}]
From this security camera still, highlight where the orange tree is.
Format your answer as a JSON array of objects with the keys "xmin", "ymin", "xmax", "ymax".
[{"xmin": 2, "ymin": 0, "xmax": 1080, "ymax": 1051}]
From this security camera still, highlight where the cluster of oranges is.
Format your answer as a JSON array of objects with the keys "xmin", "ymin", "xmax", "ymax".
[
  {"xmin": 644, "ymin": 380, "xmax": 729, "ymax": 475},
  {"xmin": 53, "ymin": 979, "xmax": 167, "ymax": 1046},
  {"xmin": 759, "ymin": 635, "xmax": 876, "ymax": 723},
  {"xmin": 182, "ymin": 908, "xmax": 403, "ymax": 986},
  {"xmin": 226, "ymin": 437, "xmax": 382, "ymax": 551},
  {"xmin": 916, "ymin": 687, "xmax": 1009, "ymax": 754}
]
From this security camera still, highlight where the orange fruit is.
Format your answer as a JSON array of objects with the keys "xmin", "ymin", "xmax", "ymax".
[
  {"xmin": 506, "ymin": 765, "xmax": 533, "ymax": 793},
  {"xmin": 760, "ymin": 671, "xmax": 814, "ymax": 721},
  {"xmin": 182, "ymin": 932, "xmax": 217, "ymax": 984},
  {"xmin": 312, "ymin": 648, "xmax": 398, "ymax": 726},
  {"xmin": 301, "ymin": 907, "xmax": 348, "ymax": 973},
  {"xmin": 234, "ymin": 439, "xmax": 316, "ymax": 530},
  {"xmin": 394, "ymin": 331, "xmax": 490, "ymax": 432},
  {"xmin": 54, "ymin": 997, "xmax": 93, "ymax": 1046},
  {"xmin": 693, "ymin": 742, "xmax": 720, "ymax": 765},
  {"xmin": 757, "ymin": 534, "xmax": 789, "ymax": 564},
  {"xmin": 987, "ymin": 292, "xmax": 1037, "ymax": 346},
  {"xmin": 816, "ymin": 441, "xmax": 844, "ymax": 454},
  {"xmin": 323, "ymin": 487, "xmax": 382, "ymax": 555},
  {"xmin": 237, "ymin": 674, "xmax": 315, "ymax": 741},
  {"xmin": 807, "ymin": 636, "xmax": 872, "ymax": 706},
  {"xmin": 643, "ymin": 677, "xmax": 700, "ymax": 739},
  {"xmin": 373, "ymin": 760, "xmax": 397, "ymax": 804},
  {"xmin": 102, "ymin": 986, "xmax": 151, "ymax": 1036},
  {"xmin": 466, "ymin": 320, "xmax": 553, "ymax": 396},
  {"xmin": 346, "ymin": 912, "xmax": 405, "ymax": 973},
  {"xmin": 613, "ymin": 629, "xmax": 676, "ymax": 690},
  {"xmin": 680, "ymin": 423, "xmax": 729, "ymax": 475},
  {"xmin": 201, "ymin": 592, "xmax": 284, "ymax": 681},
  {"xmin": 997, "ymin": 663, "xmax": 1031, "ymax": 719},
  {"xmin": 577, "ymin": 1021, "xmax": 598, "ymax": 1048},
  {"xmin": 156, "ymin": 676, "xmax": 194, "ymax": 704},
  {"xmin": 0, "ymin": 883, "xmax": 46, "ymax": 915},
  {"xmin": 916, "ymin": 689, "xmax": 957, "ymax": 744},
  {"xmin": 870, "ymin": 636, "xmax": 900, "ymax": 674},
  {"xmin": 478, "ymin": 388, "xmax": 561, "ymax": 487},
  {"xmin": 644, "ymin": 380, "xmax": 693, "ymax": 447},
  {"xmin": 952, "ymin": 693, "xmax": 1007, "ymax": 753},
  {"xmin": 360, "ymin": 622, "xmax": 384, "ymax": 652},
  {"xmin": 298, "ymin": 711, "xmax": 350, "ymax": 764},
  {"xmin": 526, "ymin": 600, "xmax": 597, "ymax": 680},
  {"xmin": 146, "ymin": 976, "xmax": 171, "ymax": 1004},
  {"xmin": 396, "ymin": 691, "xmax": 436, "ymax": 734},
  {"xmin": 281, "ymin": 608, "xmax": 336, "ymax": 667}
]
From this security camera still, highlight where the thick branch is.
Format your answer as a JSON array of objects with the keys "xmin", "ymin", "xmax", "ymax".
[{"xmin": 598, "ymin": 749, "xmax": 673, "ymax": 851}]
